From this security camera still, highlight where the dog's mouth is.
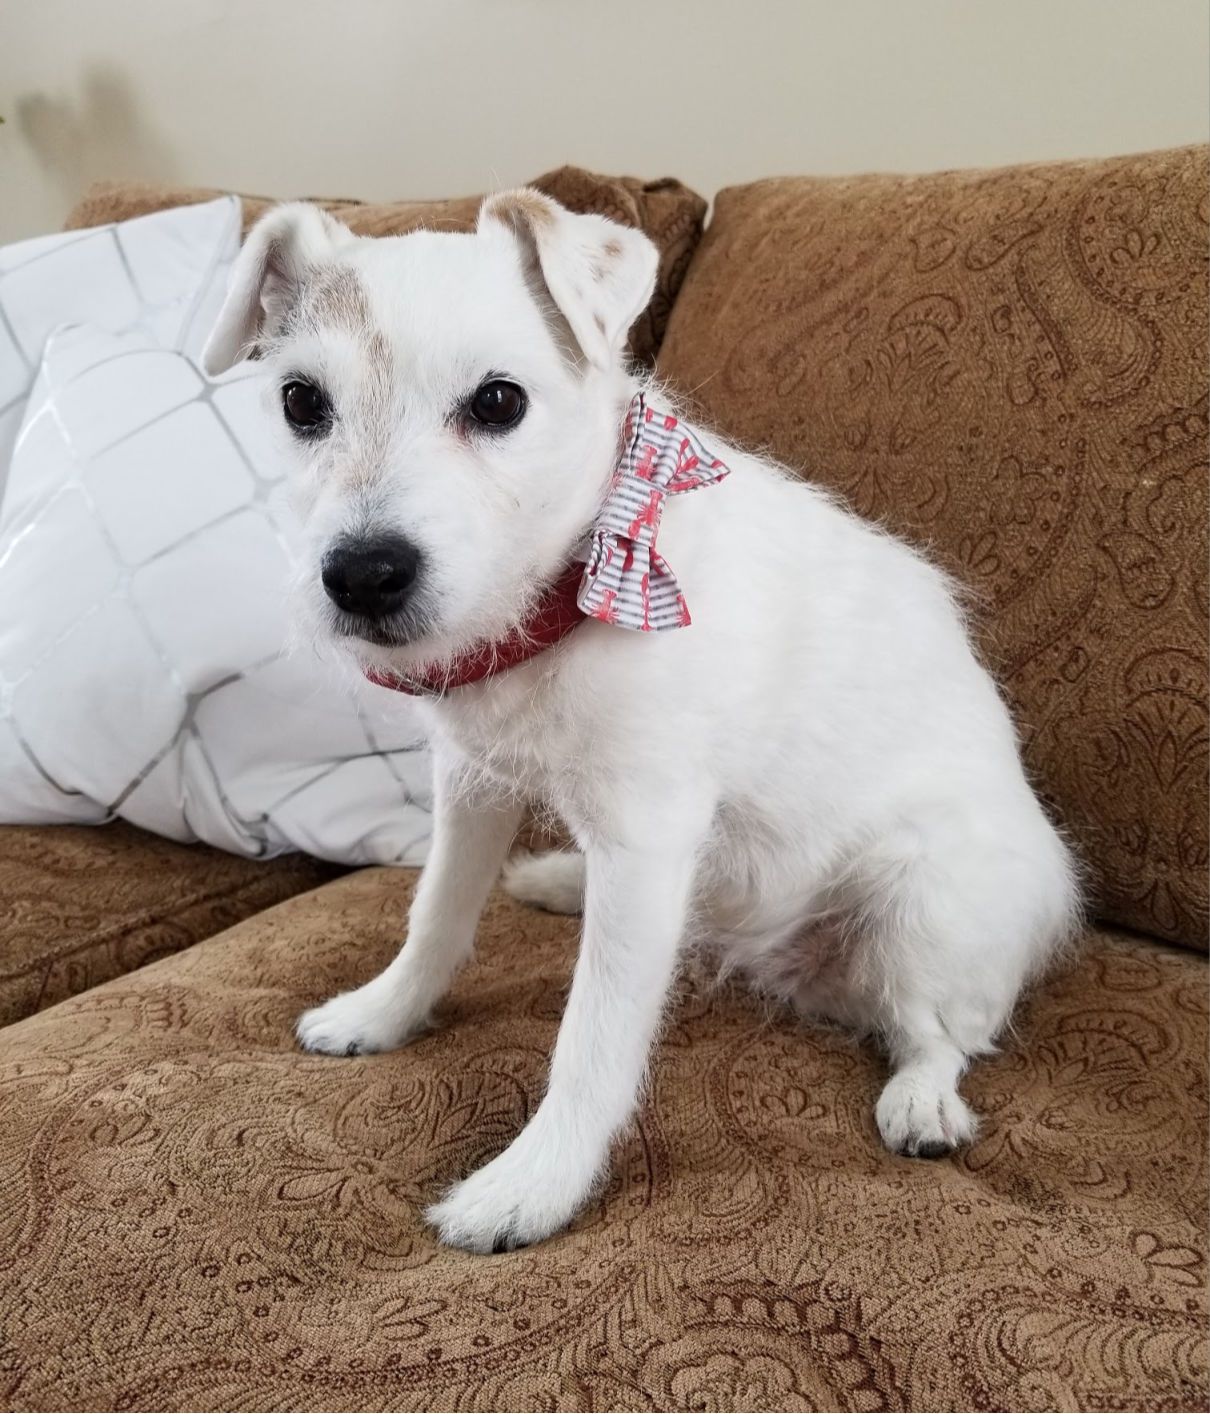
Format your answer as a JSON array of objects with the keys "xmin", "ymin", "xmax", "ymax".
[{"xmin": 325, "ymin": 603, "xmax": 434, "ymax": 651}]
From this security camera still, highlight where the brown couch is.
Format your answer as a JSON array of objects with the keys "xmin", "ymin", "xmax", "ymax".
[{"xmin": 1, "ymin": 150, "xmax": 1205, "ymax": 1412}]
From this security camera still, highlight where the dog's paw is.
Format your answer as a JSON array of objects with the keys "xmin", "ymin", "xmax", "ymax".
[
  {"xmin": 296, "ymin": 977, "xmax": 425, "ymax": 1057},
  {"xmin": 426, "ymin": 1145, "xmax": 592, "ymax": 1253},
  {"xmin": 875, "ymin": 1072, "xmax": 977, "ymax": 1159}
]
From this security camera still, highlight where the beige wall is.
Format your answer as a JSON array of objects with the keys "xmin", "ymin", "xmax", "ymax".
[{"xmin": 2, "ymin": 0, "xmax": 1207, "ymax": 242}]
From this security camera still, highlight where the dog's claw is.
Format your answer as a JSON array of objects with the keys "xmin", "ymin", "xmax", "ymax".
[
  {"xmin": 426, "ymin": 1139, "xmax": 591, "ymax": 1254},
  {"xmin": 295, "ymin": 982, "xmax": 428, "ymax": 1057},
  {"xmin": 875, "ymin": 1072, "xmax": 977, "ymax": 1159},
  {"xmin": 904, "ymin": 1138, "xmax": 953, "ymax": 1161}
]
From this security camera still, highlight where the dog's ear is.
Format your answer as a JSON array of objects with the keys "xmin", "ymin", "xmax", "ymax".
[
  {"xmin": 202, "ymin": 203, "xmax": 352, "ymax": 375},
  {"xmin": 479, "ymin": 189, "xmax": 658, "ymax": 370}
]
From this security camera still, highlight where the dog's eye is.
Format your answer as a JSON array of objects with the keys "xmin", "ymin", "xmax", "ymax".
[
  {"xmin": 468, "ymin": 380, "xmax": 526, "ymax": 430},
  {"xmin": 282, "ymin": 380, "xmax": 331, "ymax": 434}
]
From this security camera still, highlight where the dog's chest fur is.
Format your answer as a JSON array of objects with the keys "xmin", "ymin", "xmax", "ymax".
[{"xmin": 419, "ymin": 661, "xmax": 594, "ymax": 807}]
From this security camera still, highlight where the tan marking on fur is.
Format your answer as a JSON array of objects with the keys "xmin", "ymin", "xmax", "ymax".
[
  {"xmin": 300, "ymin": 267, "xmax": 397, "ymax": 488},
  {"xmin": 486, "ymin": 189, "xmax": 557, "ymax": 235},
  {"xmin": 589, "ymin": 237, "xmax": 625, "ymax": 283},
  {"xmin": 308, "ymin": 267, "xmax": 373, "ymax": 332},
  {"xmin": 347, "ymin": 322, "xmax": 395, "ymax": 487}
]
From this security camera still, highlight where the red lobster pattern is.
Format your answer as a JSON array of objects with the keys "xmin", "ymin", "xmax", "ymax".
[{"xmin": 578, "ymin": 393, "xmax": 730, "ymax": 631}]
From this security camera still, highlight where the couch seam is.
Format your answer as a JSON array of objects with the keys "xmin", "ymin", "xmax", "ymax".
[{"xmin": 0, "ymin": 871, "xmax": 329, "ymax": 989}]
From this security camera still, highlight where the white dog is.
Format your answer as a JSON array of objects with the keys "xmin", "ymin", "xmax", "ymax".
[{"xmin": 204, "ymin": 190, "xmax": 1079, "ymax": 1253}]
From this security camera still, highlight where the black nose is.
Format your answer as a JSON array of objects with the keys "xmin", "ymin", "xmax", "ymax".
[{"xmin": 321, "ymin": 535, "xmax": 421, "ymax": 619}]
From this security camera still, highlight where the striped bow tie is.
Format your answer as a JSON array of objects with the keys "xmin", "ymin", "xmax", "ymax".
[{"xmin": 578, "ymin": 393, "xmax": 730, "ymax": 631}]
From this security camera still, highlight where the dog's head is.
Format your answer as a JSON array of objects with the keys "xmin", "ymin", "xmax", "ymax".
[{"xmin": 204, "ymin": 190, "xmax": 658, "ymax": 674}]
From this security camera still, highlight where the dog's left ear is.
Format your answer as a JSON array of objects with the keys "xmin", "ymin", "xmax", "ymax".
[{"xmin": 479, "ymin": 190, "xmax": 658, "ymax": 370}]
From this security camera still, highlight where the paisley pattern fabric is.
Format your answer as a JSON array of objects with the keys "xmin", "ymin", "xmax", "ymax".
[
  {"xmin": 64, "ymin": 166, "xmax": 708, "ymax": 369},
  {"xmin": 0, "ymin": 868, "xmax": 1204, "ymax": 1411},
  {"xmin": 0, "ymin": 823, "xmax": 339, "ymax": 1025},
  {"xmin": 657, "ymin": 145, "xmax": 1209, "ymax": 951}
]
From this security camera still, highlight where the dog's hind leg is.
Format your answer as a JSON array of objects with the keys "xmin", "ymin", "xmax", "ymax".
[
  {"xmin": 296, "ymin": 752, "xmax": 525, "ymax": 1056},
  {"xmin": 846, "ymin": 808, "xmax": 1072, "ymax": 1159},
  {"xmin": 861, "ymin": 901, "xmax": 984, "ymax": 1158},
  {"xmin": 861, "ymin": 878, "xmax": 987, "ymax": 1159},
  {"xmin": 502, "ymin": 850, "xmax": 585, "ymax": 914},
  {"xmin": 783, "ymin": 915, "xmax": 981, "ymax": 1157},
  {"xmin": 875, "ymin": 1022, "xmax": 978, "ymax": 1158}
]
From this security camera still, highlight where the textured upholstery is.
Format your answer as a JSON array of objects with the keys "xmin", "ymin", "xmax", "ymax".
[
  {"xmin": 0, "ymin": 870, "xmax": 1204, "ymax": 1410},
  {"xmin": 0, "ymin": 823, "xmax": 338, "ymax": 1025}
]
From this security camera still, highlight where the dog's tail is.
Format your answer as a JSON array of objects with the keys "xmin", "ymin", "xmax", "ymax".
[{"xmin": 502, "ymin": 850, "xmax": 585, "ymax": 915}]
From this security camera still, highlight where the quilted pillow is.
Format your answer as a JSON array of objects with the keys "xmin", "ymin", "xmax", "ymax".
[
  {"xmin": 658, "ymin": 145, "xmax": 1209, "ymax": 950},
  {"xmin": 0, "ymin": 322, "xmax": 432, "ymax": 866},
  {"xmin": 0, "ymin": 196, "xmax": 239, "ymax": 503}
]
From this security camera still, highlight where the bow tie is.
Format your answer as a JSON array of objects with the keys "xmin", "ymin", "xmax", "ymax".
[
  {"xmin": 578, "ymin": 392, "xmax": 730, "ymax": 631},
  {"xmin": 365, "ymin": 392, "xmax": 729, "ymax": 696}
]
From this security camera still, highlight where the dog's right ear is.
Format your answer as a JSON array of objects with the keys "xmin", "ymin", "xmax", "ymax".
[{"xmin": 202, "ymin": 203, "xmax": 351, "ymax": 375}]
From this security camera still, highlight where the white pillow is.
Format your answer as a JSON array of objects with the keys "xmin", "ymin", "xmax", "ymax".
[
  {"xmin": 0, "ymin": 196, "xmax": 240, "ymax": 504},
  {"xmin": 0, "ymin": 322, "xmax": 432, "ymax": 866}
]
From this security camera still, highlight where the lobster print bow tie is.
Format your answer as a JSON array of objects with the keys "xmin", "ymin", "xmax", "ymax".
[{"xmin": 577, "ymin": 393, "xmax": 730, "ymax": 631}]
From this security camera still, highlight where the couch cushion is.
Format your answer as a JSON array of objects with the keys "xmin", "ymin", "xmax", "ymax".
[
  {"xmin": 0, "ymin": 822, "xmax": 338, "ymax": 1024},
  {"xmin": 1, "ymin": 870, "xmax": 1203, "ymax": 1411},
  {"xmin": 64, "ymin": 167, "xmax": 707, "ymax": 369},
  {"xmin": 657, "ymin": 146, "xmax": 1209, "ymax": 952}
]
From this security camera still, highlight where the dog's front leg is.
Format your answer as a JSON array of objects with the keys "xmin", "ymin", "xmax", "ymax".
[
  {"xmin": 296, "ymin": 751, "xmax": 525, "ymax": 1056},
  {"xmin": 428, "ymin": 800, "xmax": 709, "ymax": 1252}
]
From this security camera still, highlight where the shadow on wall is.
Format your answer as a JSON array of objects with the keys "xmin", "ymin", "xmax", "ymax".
[{"xmin": 16, "ymin": 64, "xmax": 179, "ymax": 202}]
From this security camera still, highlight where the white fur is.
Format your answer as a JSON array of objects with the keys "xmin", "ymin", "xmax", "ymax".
[
  {"xmin": 207, "ymin": 190, "xmax": 1080, "ymax": 1253},
  {"xmin": 501, "ymin": 850, "xmax": 585, "ymax": 915}
]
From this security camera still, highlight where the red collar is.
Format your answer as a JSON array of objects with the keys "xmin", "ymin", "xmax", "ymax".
[{"xmin": 364, "ymin": 560, "xmax": 587, "ymax": 697}]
